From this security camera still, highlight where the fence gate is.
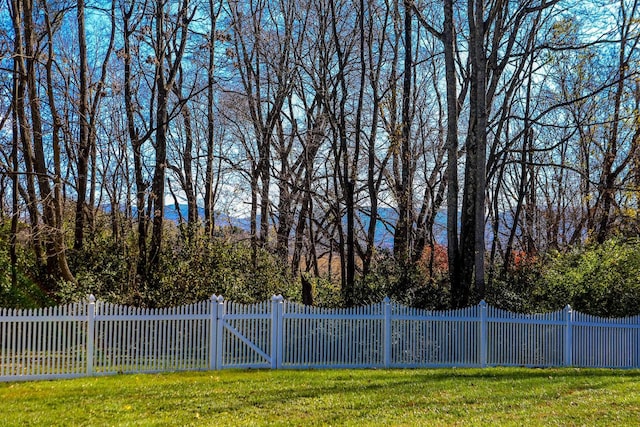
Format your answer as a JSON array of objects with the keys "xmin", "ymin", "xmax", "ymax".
[{"xmin": 215, "ymin": 297, "xmax": 283, "ymax": 369}]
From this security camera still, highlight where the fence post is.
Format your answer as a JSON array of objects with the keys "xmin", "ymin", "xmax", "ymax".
[
  {"xmin": 209, "ymin": 295, "xmax": 217, "ymax": 370},
  {"xmin": 87, "ymin": 295, "xmax": 96, "ymax": 376},
  {"xmin": 383, "ymin": 297, "xmax": 391, "ymax": 368},
  {"xmin": 215, "ymin": 296, "xmax": 225, "ymax": 370},
  {"xmin": 271, "ymin": 295, "xmax": 284, "ymax": 369},
  {"xmin": 564, "ymin": 305, "xmax": 573, "ymax": 366},
  {"xmin": 479, "ymin": 300, "xmax": 488, "ymax": 368}
]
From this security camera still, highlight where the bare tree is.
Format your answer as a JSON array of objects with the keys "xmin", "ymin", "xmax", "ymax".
[
  {"xmin": 147, "ymin": 0, "xmax": 195, "ymax": 277},
  {"xmin": 228, "ymin": 0, "xmax": 297, "ymax": 267},
  {"xmin": 74, "ymin": 0, "xmax": 90, "ymax": 250},
  {"xmin": 14, "ymin": 0, "xmax": 75, "ymax": 285},
  {"xmin": 204, "ymin": 0, "xmax": 224, "ymax": 236}
]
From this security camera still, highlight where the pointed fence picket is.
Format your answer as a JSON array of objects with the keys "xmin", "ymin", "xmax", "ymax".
[
  {"xmin": 390, "ymin": 302, "xmax": 482, "ymax": 368},
  {"xmin": 571, "ymin": 311, "xmax": 640, "ymax": 368},
  {"xmin": 2, "ymin": 296, "xmax": 640, "ymax": 381},
  {"xmin": 0, "ymin": 303, "xmax": 88, "ymax": 381},
  {"xmin": 486, "ymin": 305, "xmax": 566, "ymax": 367},
  {"xmin": 280, "ymin": 300, "xmax": 386, "ymax": 368},
  {"xmin": 92, "ymin": 299, "xmax": 211, "ymax": 375}
]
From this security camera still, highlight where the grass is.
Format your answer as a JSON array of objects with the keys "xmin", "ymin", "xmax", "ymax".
[{"xmin": 1, "ymin": 368, "xmax": 639, "ymax": 426}]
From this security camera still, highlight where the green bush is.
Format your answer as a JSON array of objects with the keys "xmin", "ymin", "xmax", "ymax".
[
  {"xmin": 60, "ymin": 236, "xmax": 136, "ymax": 305},
  {"xmin": 356, "ymin": 250, "xmax": 450, "ymax": 310},
  {"xmin": 58, "ymin": 231, "xmax": 300, "ymax": 307},
  {"xmin": 534, "ymin": 238, "xmax": 640, "ymax": 317},
  {"xmin": 149, "ymin": 235, "xmax": 298, "ymax": 307},
  {"xmin": 0, "ymin": 223, "xmax": 51, "ymax": 309},
  {"xmin": 486, "ymin": 260, "xmax": 545, "ymax": 313}
]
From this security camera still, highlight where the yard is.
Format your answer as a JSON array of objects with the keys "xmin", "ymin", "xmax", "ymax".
[{"xmin": 1, "ymin": 368, "xmax": 639, "ymax": 426}]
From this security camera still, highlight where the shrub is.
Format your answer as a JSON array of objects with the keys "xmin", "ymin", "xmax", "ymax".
[
  {"xmin": 60, "ymin": 236, "xmax": 136, "ymax": 305},
  {"xmin": 357, "ymin": 250, "xmax": 450, "ymax": 310},
  {"xmin": 486, "ymin": 258, "xmax": 545, "ymax": 313},
  {"xmin": 0, "ymin": 227, "xmax": 51, "ymax": 309},
  {"xmin": 534, "ymin": 238, "xmax": 640, "ymax": 317},
  {"xmin": 147, "ymin": 235, "xmax": 298, "ymax": 307},
  {"xmin": 56, "ymin": 231, "xmax": 299, "ymax": 307}
]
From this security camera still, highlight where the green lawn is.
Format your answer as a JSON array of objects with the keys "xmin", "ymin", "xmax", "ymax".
[{"xmin": 1, "ymin": 368, "xmax": 639, "ymax": 426}]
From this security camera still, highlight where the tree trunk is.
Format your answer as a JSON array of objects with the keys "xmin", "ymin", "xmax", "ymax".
[
  {"xmin": 10, "ymin": 47, "xmax": 19, "ymax": 288},
  {"xmin": 123, "ymin": 6, "xmax": 148, "ymax": 283},
  {"xmin": 148, "ymin": 76, "xmax": 168, "ymax": 274},
  {"xmin": 74, "ymin": 0, "xmax": 91, "ymax": 250},
  {"xmin": 204, "ymin": 0, "xmax": 222, "ymax": 236},
  {"xmin": 459, "ymin": 0, "xmax": 487, "ymax": 304},
  {"xmin": 11, "ymin": 0, "xmax": 43, "ymax": 270},
  {"xmin": 393, "ymin": 0, "xmax": 414, "ymax": 270},
  {"xmin": 443, "ymin": 0, "xmax": 464, "ymax": 307},
  {"xmin": 148, "ymin": 0, "xmax": 192, "ymax": 280},
  {"xmin": 22, "ymin": 0, "xmax": 75, "ymax": 285},
  {"xmin": 596, "ymin": 8, "xmax": 629, "ymax": 243}
]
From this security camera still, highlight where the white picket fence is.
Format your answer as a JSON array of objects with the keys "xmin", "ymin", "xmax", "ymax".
[{"xmin": 2, "ymin": 295, "xmax": 640, "ymax": 381}]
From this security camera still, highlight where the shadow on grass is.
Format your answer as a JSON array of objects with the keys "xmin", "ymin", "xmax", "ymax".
[
  {"xmin": 183, "ymin": 367, "xmax": 640, "ymax": 417},
  {"xmin": 253, "ymin": 366, "xmax": 640, "ymax": 383}
]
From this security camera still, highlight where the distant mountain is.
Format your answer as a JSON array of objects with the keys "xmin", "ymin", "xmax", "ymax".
[
  {"xmin": 163, "ymin": 204, "xmax": 448, "ymax": 248},
  {"xmin": 107, "ymin": 203, "xmax": 452, "ymax": 248},
  {"xmin": 161, "ymin": 205, "xmax": 533, "ymax": 249},
  {"xmin": 163, "ymin": 205, "xmax": 252, "ymax": 230},
  {"xmin": 163, "ymin": 205, "xmax": 204, "ymax": 222}
]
